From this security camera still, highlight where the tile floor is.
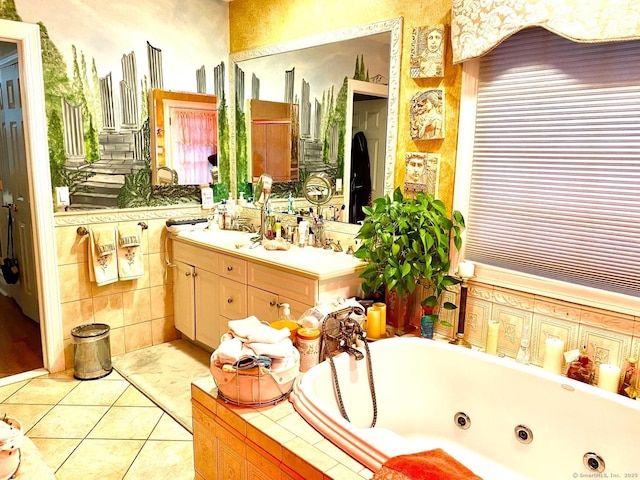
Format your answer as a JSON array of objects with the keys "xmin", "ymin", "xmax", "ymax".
[{"xmin": 0, "ymin": 368, "xmax": 194, "ymax": 479}]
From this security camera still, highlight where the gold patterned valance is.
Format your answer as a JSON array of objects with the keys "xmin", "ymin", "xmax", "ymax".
[{"xmin": 451, "ymin": 0, "xmax": 640, "ymax": 63}]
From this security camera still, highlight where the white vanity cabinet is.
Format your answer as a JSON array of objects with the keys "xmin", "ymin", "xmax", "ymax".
[
  {"xmin": 172, "ymin": 241, "xmax": 235, "ymax": 350},
  {"xmin": 171, "ymin": 233, "xmax": 364, "ymax": 350}
]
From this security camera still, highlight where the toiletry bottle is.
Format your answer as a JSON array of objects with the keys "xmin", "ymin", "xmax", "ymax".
[
  {"xmin": 238, "ymin": 191, "xmax": 246, "ymax": 206},
  {"xmin": 297, "ymin": 327, "xmax": 320, "ymax": 372},
  {"xmin": 567, "ymin": 345, "xmax": 594, "ymax": 384},
  {"xmin": 218, "ymin": 200, "xmax": 227, "ymax": 229},
  {"xmin": 279, "ymin": 303, "xmax": 295, "ymax": 323},
  {"xmin": 618, "ymin": 357, "xmax": 638, "ymax": 398},
  {"xmin": 515, "ymin": 319, "xmax": 531, "ymax": 365},
  {"xmin": 287, "ymin": 192, "xmax": 294, "ymax": 214}
]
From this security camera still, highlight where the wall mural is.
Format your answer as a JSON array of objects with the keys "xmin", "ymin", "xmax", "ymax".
[{"xmin": 5, "ymin": 0, "xmax": 229, "ymax": 210}]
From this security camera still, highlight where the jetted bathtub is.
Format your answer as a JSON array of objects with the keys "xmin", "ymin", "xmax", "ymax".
[{"xmin": 289, "ymin": 336, "xmax": 640, "ymax": 479}]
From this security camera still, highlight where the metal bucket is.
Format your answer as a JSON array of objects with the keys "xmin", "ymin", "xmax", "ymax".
[{"xmin": 71, "ymin": 323, "xmax": 112, "ymax": 380}]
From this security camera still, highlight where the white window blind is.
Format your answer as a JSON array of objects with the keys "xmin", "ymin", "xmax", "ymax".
[{"xmin": 465, "ymin": 28, "xmax": 640, "ymax": 299}]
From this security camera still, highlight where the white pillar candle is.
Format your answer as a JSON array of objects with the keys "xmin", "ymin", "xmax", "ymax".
[
  {"xmin": 485, "ymin": 321, "xmax": 500, "ymax": 355},
  {"xmin": 542, "ymin": 337, "xmax": 565, "ymax": 374},
  {"xmin": 597, "ymin": 364, "xmax": 621, "ymax": 392},
  {"xmin": 457, "ymin": 261, "xmax": 475, "ymax": 279}
]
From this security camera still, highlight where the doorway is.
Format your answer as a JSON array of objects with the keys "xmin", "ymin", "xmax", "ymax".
[
  {"xmin": 343, "ymin": 79, "xmax": 389, "ymax": 223},
  {"xmin": 0, "ymin": 39, "xmax": 44, "ymax": 378},
  {"xmin": 0, "ymin": 20, "xmax": 63, "ymax": 384}
]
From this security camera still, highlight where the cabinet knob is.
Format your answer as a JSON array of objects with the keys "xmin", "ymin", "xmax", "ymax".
[
  {"xmin": 269, "ymin": 300, "xmax": 277, "ymax": 307},
  {"xmin": 185, "ymin": 271, "xmax": 191, "ymax": 277},
  {"xmin": 193, "ymin": 272, "xmax": 198, "ymax": 277},
  {"xmin": 227, "ymin": 298, "xmax": 233, "ymax": 304},
  {"xmin": 227, "ymin": 266, "xmax": 233, "ymax": 271}
]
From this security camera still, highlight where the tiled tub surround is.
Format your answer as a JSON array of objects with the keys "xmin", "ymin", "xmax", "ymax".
[
  {"xmin": 191, "ymin": 377, "xmax": 374, "ymax": 480},
  {"xmin": 445, "ymin": 282, "xmax": 640, "ymax": 379},
  {"xmin": 290, "ymin": 336, "xmax": 640, "ymax": 479},
  {"xmin": 54, "ymin": 205, "xmax": 201, "ymax": 370}
]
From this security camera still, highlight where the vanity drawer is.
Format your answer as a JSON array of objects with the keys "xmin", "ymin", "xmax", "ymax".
[
  {"xmin": 173, "ymin": 241, "xmax": 219, "ymax": 272},
  {"xmin": 218, "ymin": 254, "xmax": 247, "ymax": 283},
  {"xmin": 219, "ymin": 277, "xmax": 247, "ymax": 319},
  {"xmin": 248, "ymin": 263, "xmax": 316, "ymax": 306}
]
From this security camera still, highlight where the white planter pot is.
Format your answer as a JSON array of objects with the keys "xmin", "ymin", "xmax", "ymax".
[{"xmin": 0, "ymin": 417, "xmax": 23, "ymax": 480}]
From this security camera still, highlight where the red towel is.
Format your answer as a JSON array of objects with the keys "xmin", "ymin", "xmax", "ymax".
[{"xmin": 372, "ymin": 448, "xmax": 483, "ymax": 480}]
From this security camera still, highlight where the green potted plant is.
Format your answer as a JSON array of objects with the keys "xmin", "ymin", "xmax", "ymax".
[{"xmin": 354, "ymin": 187, "xmax": 465, "ymax": 334}]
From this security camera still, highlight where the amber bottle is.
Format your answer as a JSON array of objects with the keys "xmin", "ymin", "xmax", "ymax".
[{"xmin": 618, "ymin": 357, "xmax": 638, "ymax": 399}]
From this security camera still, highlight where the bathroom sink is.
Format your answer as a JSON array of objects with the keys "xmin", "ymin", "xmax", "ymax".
[{"xmin": 175, "ymin": 228, "xmax": 365, "ymax": 276}]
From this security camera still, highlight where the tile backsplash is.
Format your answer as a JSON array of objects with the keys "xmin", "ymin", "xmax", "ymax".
[
  {"xmin": 54, "ymin": 205, "xmax": 201, "ymax": 369},
  {"xmin": 441, "ymin": 281, "xmax": 640, "ymax": 379}
]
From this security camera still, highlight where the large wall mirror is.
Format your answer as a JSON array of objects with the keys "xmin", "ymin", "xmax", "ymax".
[{"xmin": 229, "ymin": 17, "xmax": 402, "ymax": 224}]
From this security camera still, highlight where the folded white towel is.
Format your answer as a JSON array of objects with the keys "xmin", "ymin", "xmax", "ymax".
[
  {"xmin": 117, "ymin": 224, "xmax": 144, "ymax": 281},
  {"xmin": 88, "ymin": 227, "xmax": 118, "ymax": 286},
  {"xmin": 245, "ymin": 338, "xmax": 294, "ymax": 359},
  {"xmin": 211, "ymin": 336, "xmax": 243, "ymax": 366},
  {"xmin": 228, "ymin": 316, "xmax": 291, "ymax": 344},
  {"xmin": 271, "ymin": 345, "xmax": 300, "ymax": 373}
]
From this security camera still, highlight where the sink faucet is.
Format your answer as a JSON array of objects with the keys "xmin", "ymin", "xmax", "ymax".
[
  {"xmin": 323, "ymin": 238, "xmax": 343, "ymax": 252},
  {"xmin": 157, "ymin": 166, "xmax": 178, "ymax": 185},
  {"xmin": 250, "ymin": 174, "xmax": 273, "ymax": 244}
]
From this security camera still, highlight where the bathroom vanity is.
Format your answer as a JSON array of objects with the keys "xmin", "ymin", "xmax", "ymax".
[{"xmin": 170, "ymin": 228, "xmax": 364, "ymax": 350}]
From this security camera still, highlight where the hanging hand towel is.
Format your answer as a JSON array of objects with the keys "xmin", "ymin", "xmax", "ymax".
[
  {"xmin": 117, "ymin": 224, "xmax": 144, "ymax": 281},
  {"xmin": 88, "ymin": 227, "xmax": 118, "ymax": 286}
]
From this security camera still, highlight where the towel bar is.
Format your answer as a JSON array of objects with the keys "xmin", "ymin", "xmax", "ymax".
[{"xmin": 77, "ymin": 222, "xmax": 148, "ymax": 236}]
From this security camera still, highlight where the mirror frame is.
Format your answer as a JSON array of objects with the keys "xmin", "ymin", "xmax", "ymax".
[{"xmin": 228, "ymin": 17, "xmax": 403, "ymax": 206}]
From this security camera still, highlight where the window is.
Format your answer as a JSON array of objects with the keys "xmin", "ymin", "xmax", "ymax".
[{"xmin": 454, "ymin": 28, "xmax": 640, "ymax": 315}]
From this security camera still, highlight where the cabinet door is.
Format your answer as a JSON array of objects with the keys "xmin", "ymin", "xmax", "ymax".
[
  {"xmin": 247, "ymin": 286, "xmax": 279, "ymax": 323},
  {"xmin": 247, "ymin": 286, "xmax": 312, "ymax": 323},
  {"xmin": 219, "ymin": 277, "xmax": 247, "ymax": 320},
  {"xmin": 195, "ymin": 268, "xmax": 221, "ymax": 349},
  {"xmin": 173, "ymin": 260, "xmax": 195, "ymax": 339}
]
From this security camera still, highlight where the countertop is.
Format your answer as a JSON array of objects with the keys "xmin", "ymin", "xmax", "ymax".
[{"xmin": 172, "ymin": 227, "xmax": 366, "ymax": 280}]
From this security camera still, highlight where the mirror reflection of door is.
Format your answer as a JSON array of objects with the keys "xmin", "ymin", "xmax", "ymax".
[
  {"xmin": 0, "ymin": 41, "xmax": 43, "ymax": 378},
  {"xmin": 344, "ymin": 79, "xmax": 388, "ymax": 223},
  {"xmin": 249, "ymin": 99, "xmax": 299, "ymax": 183}
]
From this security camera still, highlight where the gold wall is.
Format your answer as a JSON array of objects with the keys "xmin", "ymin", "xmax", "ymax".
[{"xmin": 229, "ymin": 0, "xmax": 463, "ymax": 208}]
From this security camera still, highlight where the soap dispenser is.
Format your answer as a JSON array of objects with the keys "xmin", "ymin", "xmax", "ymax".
[{"xmin": 567, "ymin": 345, "xmax": 594, "ymax": 384}]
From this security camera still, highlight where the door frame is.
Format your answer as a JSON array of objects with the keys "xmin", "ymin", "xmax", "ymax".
[
  {"xmin": 0, "ymin": 20, "xmax": 64, "ymax": 377},
  {"xmin": 343, "ymin": 79, "xmax": 388, "ymax": 222}
]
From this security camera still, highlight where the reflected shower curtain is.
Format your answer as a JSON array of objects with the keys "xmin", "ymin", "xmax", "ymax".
[{"xmin": 173, "ymin": 109, "xmax": 217, "ymax": 184}]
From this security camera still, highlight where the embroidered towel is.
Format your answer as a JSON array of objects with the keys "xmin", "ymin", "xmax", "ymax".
[
  {"xmin": 88, "ymin": 227, "xmax": 118, "ymax": 286},
  {"xmin": 117, "ymin": 224, "xmax": 144, "ymax": 281}
]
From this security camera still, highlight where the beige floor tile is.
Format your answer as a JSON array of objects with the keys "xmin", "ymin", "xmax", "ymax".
[
  {"xmin": 30, "ymin": 437, "xmax": 82, "ymax": 472},
  {"xmin": 87, "ymin": 405, "xmax": 163, "ymax": 440},
  {"xmin": 0, "ymin": 380, "xmax": 28, "ymax": 402},
  {"xmin": 104, "ymin": 369, "xmax": 124, "ymax": 381},
  {"xmin": 55, "ymin": 438, "xmax": 144, "ymax": 480},
  {"xmin": 124, "ymin": 440, "xmax": 194, "ymax": 480},
  {"xmin": 45, "ymin": 368, "xmax": 75, "ymax": 380},
  {"xmin": 4, "ymin": 377, "xmax": 80, "ymax": 404},
  {"xmin": 113, "ymin": 385, "xmax": 155, "ymax": 407},
  {"xmin": 28, "ymin": 405, "xmax": 109, "ymax": 438},
  {"xmin": 59, "ymin": 379, "xmax": 129, "ymax": 406},
  {"xmin": 149, "ymin": 413, "xmax": 193, "ymax": 441},
  {"xmin": 0, "ymin": 403, "xmax": 52, "ymax": 431}
]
